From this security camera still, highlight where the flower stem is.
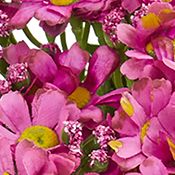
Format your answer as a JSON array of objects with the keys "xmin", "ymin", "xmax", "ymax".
[
  {"xmin": 92, "ymin": 23, "xmax": 106, "ymax": 45},
  {"xmin": 45, "ymin": 33, "xmax": 55, "ymax": 43},
  {"xmin": 23, "ymin": 26, "xmax": 42, "ymax": 48},
  {"xmin": 60, "ymin": 32, "xmax": 68, "ymax": 50},
  {"xmin": 9, "ymin": 33, "xmax": 17, "ymax": 44},
  {"xmin": 80, "ymin": 22, "xmax": 90, "ymax": 49}
]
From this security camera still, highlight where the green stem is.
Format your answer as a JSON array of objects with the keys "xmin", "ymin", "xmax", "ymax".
[
  {"xmin": 112, "ymin": 68, "xmax": 124, "ymax": 88},
  {"xmin": 86, "ymin": 43, "xmax": 98, "ymax": 54},
  {"xmin": 72, "ymin": 156, "xmax": 89, "ymax": 175},
  {"xmin": 9, "ymin": 33, "xmax": 17, "ymax": 44},
  {"xmin": 45, "ymin": 33, "xmax": 55, "ymax": 43},
  {"xmin": 80, "ymin": 22, "xmax": 90, "ymax": 49},
  {"xmin": 92, "ymin": 23, "xmax": 106, "ymax": 45},
  {"xmin": 60, "ymin": 32, "xmax": 68, "ymax": 51},
  {"xmin": 70, "ymin": 16, "xmax": 83, "ymax": 42},
  {"xmin": 23, "ymin": 26, "xmax": 42, "ymax": 48}
]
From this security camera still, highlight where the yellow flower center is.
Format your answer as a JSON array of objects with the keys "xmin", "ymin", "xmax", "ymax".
[
  {"xmin": 50, "ymin": 0, "xmax": 75, "ymax": 6},
  {"xmin": 162, "ymin": 0, "xmax": 172, "ymax": 2},
  {"xmin": 108, "ymin": 140, "xmax": 123, "ymax": 152},
  {"xmin": 141, "ymin": 13, "xmax": 161, "ymax": 30},
  {"xmin": 146, "ymin": 42, "xmax": 155, "ymax": 56},
  {"xmin": 120, "ymin": 96, "xmax": 134, "ymax": 117},
  {"xmin": 68, "ymin": 87, "xmax": 91, "ymax": 109},
  {"xmin": 3, "ymin": 173, "xmax": 10, "ymax": 175},
  {"xmin": 167, "ymin": 138, "xmax": 175, "ymax": 160},
  {"xmin": 18, "ymin": 125, "xmax": 59, "ymax": 149},
  {"xmin": 140, "ymin": 121, "xmax": 150, "ymax": 142}
]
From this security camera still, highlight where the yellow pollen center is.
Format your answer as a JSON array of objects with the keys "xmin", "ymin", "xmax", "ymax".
[
  {"xmin": 141, "ymin": 13, "xmax": 161, "ymax": 30},
  {"xmin": 140, "ymin": 121, "xmax": 150, "ymax": 142},
  {"xmin": 167, "ymin": 138, "xmax": 175, "ymax": 160},
  {"xmin": 162, "ymin": 0, "xmax": 172, "ymax": 2},
  {"xmin": 68, "ymin": 87, "xmax": 91, "ymax": 109},
  {"xmin": 120, "ymin": 96, "xmax": 134, "ymax": 117},
  {"xmin": 3, "ymin": 173, "xmax": 10, "ymax": 175},
  {"xmin": 146, "ymin": 42, "xmax": 155, "ymax": 56},
  {"xmin": 50, "ymin": 0, "xmax": 75, "ymax": 6},
  {"xmin": 18, "ymin": 125, "xmax": 59, "ymax": 149},
  {"xmin": 108, "ymin": 140, "xmax": 123, "ymax": 152}
]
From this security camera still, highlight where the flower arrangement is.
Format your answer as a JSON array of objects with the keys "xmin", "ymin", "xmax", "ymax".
[{"xmin": 0, "ymin": 0, "xmax": 175, "ymax": 175}]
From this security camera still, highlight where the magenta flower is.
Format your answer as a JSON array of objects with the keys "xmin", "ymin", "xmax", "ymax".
[
  {"xmin": 117, "ymin": 2, "xmax": 175, "ymax": 82},
  {"xmin": 53, "ymin": 44, "xmax": 124, "ymax": 109},
  {"xmin": 3, "ymin": 41, "xmax": 58, "ymax": 84},
  {"xmin": 110, "ymin": 78, "xmax": 174, "ymax": 172},
  {"xmin": 9, "ymin": 0, "xmax": 133, "ymax": 36},
  {"xmin": 3, "ymin": 42, "xmax": 125, "ymax": 123},
  {"xmin": 0, "ymin": 89, "xmax": 80, "ymax": 174},
  {"xmin": 74, "ymin": 0, "xmax": 143, "ymax": 22},
  {"xmin": 9, "ymin": 0, "xmax": 73, "ymax": 36}
]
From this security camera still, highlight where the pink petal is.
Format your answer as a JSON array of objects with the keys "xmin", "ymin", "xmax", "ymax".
[
  {"xmin": 162, "ymin": 58, "xmax": 175, "ymax": 71},
  {"xmin": 132, "ymin": 78, "xmax": 172, "ymax": 116},
  {"xmin": 122, "ymin": 0, "xmax": 141, "ymax": 13},
  {"xmin": 123, "ymin": 92, "xmax": 147, "ymax": 128},
  {"xmin": 0, "ymin": 125, "xmax": 17, "ymax": 143},
  {"xmin": 83, "ymin": 46, "xmax": 119, "ymax": 93},
  {"xmin": 35, "ymin": 5, "xmax": 72, "ymax": 26},
  {"xmin": 57, "ymin": 43, "xmax": 89, "ymax": 76},
  {"xmin": 10, "ymin": 4, "xmax": 41, "ymax": 29},
  {"xmin": 126, "ymin": 50, "xmax": 153, "ymax": 60},
  {"xmin": 22, "ymin": 147, "xmax": 48, "ymax": 175},
  {"xmin": 91, "ymin": 88, "xmax": 128, "ymax": 108},
  {"xmin": 158, "ymin": 92, "xmax": 175, "ymax": 138},
  {"xmin": 148, "ymin": 2, "xmax": 172, "ymax": 15},
  {"xmin": 32, "ymin": 89, "xmax": 67, "ymax": 129},
  {"xmin": 142, "ymin": 133, "xmax": 172, "ymax": 163},
  {"xmin": 112, "ymin": 153, "xmax": 146, "ymax": 171},
  {"xmin": 79, "ymin": 105, "xmax": 103, "ymax": 123},
  {"xmin": 28, "ymin": 49, "xmax": 58, "ymax": 83},
  {"xmin": 112, "ymin": 110, "xmax": 139, "ymax": 136},
  {"xmin": 52, "ymin": 66, "xmax": 79, "ymax": 94},
  {"xmin": 117, "ymin": 24, "xmax": 144, "ymax": 49},
  {"xmin": 116, "ymin": 135, "xmax": 141, "ymax": 158},
  {"xmin": 50, "ymin": 154, "xmax": 76, "ymax": 175},
  {"xmin": 121, "ymin": 59, "xmax": 153, "ymax": 80},
  {"xmin": 3, "ymin": 41, "xmax": 30, "ymax": 64},
  {"xmin": 0, "ymin": 138, "xmax": 14, "ymax": 175},
  {"xmin": 126, "ymin": 173, "xmax": 141, "ymax": 175},
  {"xmin": 16, "ymin": 140, "xmax": 34, "ymax": 175},
  {"xmin": 0, "ymin": 91, "xmax": 31, "ymax": 133},
  {"xmin": 140, "ymin": 156, "xmax": 168, "ymax": 175}
]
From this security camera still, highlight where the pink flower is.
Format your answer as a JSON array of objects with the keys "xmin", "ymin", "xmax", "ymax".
[
  {"xmin": 3, "ymin": 41, "xmax": 58, "ymax": 84},
  {"xmin": 110, "ymin": 78, "xmax": 174, "ymax": 172},
  {"xmin": 53, "ymin": 44, "xmax": 124, "ymax": 110},
  {"xmin": 0, "ymin": 89, "xmax": 80, "ymax": 174},
  {"xmin": 9, "ymin": 0, "xmax": 72, "ymax": 36},
  {"xmin": 117, "ymin": 2, "xmax": 175, "ymax": 82}
]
